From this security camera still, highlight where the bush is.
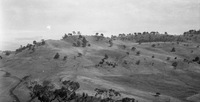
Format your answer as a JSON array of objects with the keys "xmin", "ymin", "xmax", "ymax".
[
  {"xmin": 151, "ymin": 44, "xmax": 156, "ymax": 47},
  {"xmin": 166, "ymin": 57, "xmax": 170, "ymax": 60},
  {"xmin": 54, "ymin": 53, "xmax": 60, "ymax": 59},
  {"xmin": 193, "ymin": 56, "xmax": 199, "ymax": 62},
  {"xmin": 131, "ymin": 47, "xmax": 136, "ymax": 51},
  {"xmin": 5, "ymin": 51, "xmax": 11, "ymax": 56},
  {"xmin": 152, "ymin": 55, "xmax": 154, "ymax": 58},
  {"xmin": 104, "ymin": 54, "xmax": 108, "ymax": 59},
  {"xmin": 136, "ymin": 60, "xmax": 140, "ymax": 65},
  {"xmin": 77, "ymin": 53, "xmax": 82, "ymax": 57},
  {"xmin": 171, "ymin": 47, "xmax": 176, "ymax": 52},
  {"xmin": 82, "ymin": 37, "xmax": 88, "ymax": 47},
  {"xmin": 136, "ymin": 51, "xmax": 140, "ymax": 56},
  {"xmin": 172, "ymin": 62, "xmax": 178, "ymax": 68},
  {"xmin": 63, "ymin": 56, "xmax": 67, "ymax": 61}
]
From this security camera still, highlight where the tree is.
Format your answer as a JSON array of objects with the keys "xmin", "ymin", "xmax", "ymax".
[
  {"xmin": 136, "ymin": 51, "xmax": 140, "ymax": 56},
  {"xmin": 131, "ymin": 47, "xmax": 136, "ymax": 51},
  {"xmin": 172, "ymin": 62, "xmax": 178, "ymax": 68},
  {"xmin": 77, "ymin": 41, "xmax": 81, "ymax": 47},
  {"xmin": 63, "ymin": 56, "xmax": 67, "ymax": 61},
  {"xmin": 41, "ymin": 39, "xmax": 45, "ymax": 45},
  {"xmin": 101, "ymin": 33, "xmax": 104, "ymax": 37},
  {"xmin": 136, "ymin": 60, "xmax": 140, "ymax": 65},
  {"xmin": 77, "ymin": 31, "xmax": 81, "ymax": 35},
  {"xmin": 82, "ymin": 37, "xmax": 88, "ymax": 47},
  {"xmin": 54, "ymin": 53, "xmax": 60, "ymax": 59},
  {"xmin": 104, "ymin": 54, "xmax": 108, "ymax": 59},
  {"xmin": 166, "ymin": 57, "xmax": 170, "ymax": 60},
  {"xmin": 72, "ymin": 31, "xmax": 76, "ymax": 35},
  {"xmin": 152, "ymin": 44, "xmax": 156, "ymax": 47},
  {"xmin": 108, "ymin": 40, "xmax": 113, "ymax": 47},
  {"xmin": 171, "ymin": 47, "xmax": 176, "ymax": 52},
  {"xmin": 95, "ymin": 33, "xmax": 99, "ymax": 36},
  {"xmin": 193, "ymin": 56, "xmax": 199, "ymax": 62},
  {"xmin": 33, "ymin": 40, "xmax": 37, "ymax": 45}
]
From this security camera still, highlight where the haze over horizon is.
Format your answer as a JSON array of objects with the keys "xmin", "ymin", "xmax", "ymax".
[{"xmin": 0, "ymin": 0, "xmax": 200, "ymax": 51}]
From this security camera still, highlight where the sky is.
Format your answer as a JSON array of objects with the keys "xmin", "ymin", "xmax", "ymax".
[{"xmin": 0, "ymin": 0, "xmax": 200, "ymax": 50}]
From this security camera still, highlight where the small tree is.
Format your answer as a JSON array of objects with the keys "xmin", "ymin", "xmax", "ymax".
[
  {"xmin": 136, "ymin": 60, "xmax": 140, "ymax": 65},
  {"xmin": 33, "ymin": 40, "xmax": 37, "ymax": 45},
  {"xmin": 104, "ymin": 54, "xmax": 108, "ymax": 59},
  {"xmin": 171, "ymin": 47, "xmax": 176, "ymax": 52},
  {"xmin": 108, "ymin": 40, "xmax": 113, "ymax": 47},
  {"xmin": 63, "ymin": 56, "xmax": 67, "ymax": 61},
  {"xmin": 77, "ymin": 41, "xmax": 81, "ymax": 47},
  {"xmin": 166, "ymin": 57, "xmax": 170, "ymax": 60},
  {"xmin": 82, "ymin": 37, "xmax": 88, "ymax": 47},
  {"xmin": 152, "ymin": 44, "xmax": 156, "ymax": 47},
  {"xmin": 95, "ymin": 33, "xmax": 99, "ymax": 36},
  {"xmin": 136, "ymin": 51, "xmax": 140, "ymax": 56},
  {"xmin": 172, "ymin": 62, "xmax": 178, "ymax": 68},
  {"xmin": 54, "ymin": 53, "xmax": 60, "ymax": 59},
  {"xmin": 77, "ymin": 53, "xmax": 82, "ymax": 57},
  {"xmin": 101, "ymin": 33, "xmax": 104, "ymax": 37},
  {"xmin": 131, "ymin": 47, "xmax": 136, "ymax": 51},
  {"xmin": 41, "ymin": 39, "xmax": 45, "ymax": 45}
]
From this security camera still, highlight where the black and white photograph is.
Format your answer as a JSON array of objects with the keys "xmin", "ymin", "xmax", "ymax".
[{"xmin": 0, "ymin": 0, "xmax": 200, "ymax": 102}]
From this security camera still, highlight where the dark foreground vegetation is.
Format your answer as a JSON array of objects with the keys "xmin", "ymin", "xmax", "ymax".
[{"xmin": 26, "ymin": 80, "xmax": 137, "ymax": 102}]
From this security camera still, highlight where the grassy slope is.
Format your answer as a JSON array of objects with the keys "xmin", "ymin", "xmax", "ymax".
[{"xmin": 0, "ymin": 36, "xmax": 200, "ymax": 102}]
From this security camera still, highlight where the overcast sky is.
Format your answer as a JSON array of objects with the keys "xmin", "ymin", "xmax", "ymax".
[{"xmin": 0, "ymin": 0, "xmax": 200, "ymax": 50}]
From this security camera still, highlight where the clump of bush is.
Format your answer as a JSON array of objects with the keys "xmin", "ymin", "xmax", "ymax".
[
  {"xmin": 171, "ymin": 47, "xmax": 176, "ymax": 52},
  {"xmin": 131, "ymin": 47, "xmax": 136, "ymax": 51},
  {"xmin": 166, "ymin": 57, "xmax": 170, "ymax": 60},
  {"xmin": 172, "ymin": 62, "xmax": 178, "ymax": 68},
  {"xmin": 136, "ymin": 51, "xmax": 140, "ymax": 56},
  {"xmin": 151, "ymin": 44, "xmax": 156, "ymax": 47},
  {"xmin": 136, "ymin": 60, "xmax": 140, "ymax": 65},
  {"xmin": 54, "ymin": 53, "xmax": 60, "ymax": 59}
]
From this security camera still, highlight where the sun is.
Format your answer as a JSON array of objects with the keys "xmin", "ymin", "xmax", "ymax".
[{"xmin": 46, "ymin": 25, "xmax": 51, "ymax": 30}]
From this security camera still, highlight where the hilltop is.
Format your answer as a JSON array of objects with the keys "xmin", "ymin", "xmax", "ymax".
[{"xmin": 0, "ymin": 29, "xmax": 200, "ymax": 102}]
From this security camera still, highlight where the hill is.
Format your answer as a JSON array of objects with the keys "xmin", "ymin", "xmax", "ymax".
[{"xmin": 1, "ymin": 30, "xmax": 200, "ymax": 102}]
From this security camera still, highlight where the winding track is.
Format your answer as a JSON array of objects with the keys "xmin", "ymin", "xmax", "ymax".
[{"xmin": 1, "ymin": 70, "xmax": 29, "ymax": 102}]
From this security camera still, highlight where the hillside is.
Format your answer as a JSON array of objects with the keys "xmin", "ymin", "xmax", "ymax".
[{"xmin": 1, "ymin": 31, "xmax": 200, "ymax": 102}]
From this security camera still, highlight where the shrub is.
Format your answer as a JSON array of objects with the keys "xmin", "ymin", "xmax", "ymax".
[
  {"xmin": 166, "ymin": 57, "xmax": 170, "ymax": 60},
  {"xmin": 136, "ymin": 51, "xmax": 140, "ymax": 56},
  {"xmin": 131, "ymin": 47, "xmax": 136, "ymax": 51},
  {"xmin": 152, "ymin": 55, "xmax": 154, "ymax": 58},
  {"xmin": 136, "ymin": 60, "xmax": 140, "ymax": 65},
  {"xmin": 63, "ymin": 56, "xmax": 67, "ymax": 61},
  {"xmin": 5, "ymin": 51, "xmax": 11, "ymax": 56},
  {"xmin": 108, "ymin": 40, "xmax": 113, "ymax": 47},
  {"xmin": 54, "ymin": 53, "xmax": 60, "ymax": 59},
  {"xmin": 104, "ymin": 54, "xmax": 108, "ymax": 59},
  {"xmin": 172, "ymin": 62, "xmax": 178, "ymax": 68},
  {"xmin": 171, "ymin": 47, "xmax": 176, "ymax": 52},
  {"xmin": 82, "ymin": 37, "xmax": 88, "ymax": 47},
  {"xmin": 192, "ymin": 56, "xmax": 199, "ymax": 62},
  {"xmin": 151, "ymin": 44, "xmax": 156, "ymax": 47},
  {"xmin": 77, "ymin": 53, "xmax": 82, "ymax": 57},
  {"xmin": 33, "ymin": 40, "xmax": 37, "ymax": 45}
]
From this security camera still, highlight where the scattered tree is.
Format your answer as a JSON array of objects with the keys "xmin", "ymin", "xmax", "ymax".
[
  {"xmin": 171, "ymin": 47, "xmax": 176, "ymax": 52},
  {"xmin": 63, "ymin": 56, "xmax": 67, "ymax": 61},
  {"xmin": 152, "ymin": 44, "xmax": 156, "ymax": 47},
  {"xmin": 54, "ymin": 53, "xmax": 60, "ymax": 59},
  {"xmin": 172, "ymin": 62, "xmax": 178, "ymax": 68},
  {"xmin": 136, "ymin": 51, "xmax": 140, "ymax": 56},
  {"xmin": 136, "ymin": 60, "xmax": 140, "ymax": 65}
]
